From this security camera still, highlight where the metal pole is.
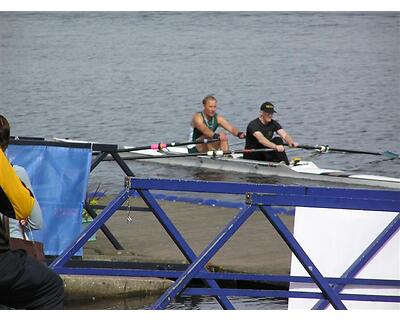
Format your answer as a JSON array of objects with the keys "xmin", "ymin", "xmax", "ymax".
[
  {"xmin": 259, "ymin": 205, "xmax": 347, "ymax": 310},
  {"xmin": 151, "ymin": 205, "xmax": 257, "ymax": 310},
  {"xmin": 139, "ymin": 189, "xmax": 236, "ymax": 310}
]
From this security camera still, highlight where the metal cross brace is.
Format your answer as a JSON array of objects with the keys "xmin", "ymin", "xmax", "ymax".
[
  {"xmin": 249, "ymin": 192, "xmax": 400, "ymax": 309},
  {"xmin": 149, "ymin": 198, "xmax": 367, "ymax": 309},
  {"xmin": 128, "ymin": 177, "xmax": 399, "ymax": 310},
  {"xmin": 53, "ymin": 179, "xmax": 238, "ymax": 309},
  {"xmin": 49, "ymin": 177, "xmax": 399, "ymax": 310},
  {"xmin": 137, "ymin": 189, "xmax": 236, "ymax": 309},
  {"xmin": 150, "ymin": 204, "xmax": 258, "ymax": 309},
  {"xmin": 258, "ymin": 204, "xmax": 347, "ymax": 309},
  {"xmin": 87, "ymin": 144, "xmax": 135, "ymax": 251},
  {"xmin": 91, "ymin": 151, "xmax": 135, "ymax": 177},
  {"xmin": 312, "ymin": 213, "xmax": 400, "ymax": 309}
]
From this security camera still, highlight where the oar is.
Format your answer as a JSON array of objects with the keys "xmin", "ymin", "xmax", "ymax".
[
  {"xmin": 122, "ymin": 148, "xmax": 275, "ymax": 161},
  {"xmin": 289, "ymin": 144, "xmax": 399, "ymax": 159},
  {"xmin": 117, "ymin": 138, "xmax": 220, "ymax": 153}
]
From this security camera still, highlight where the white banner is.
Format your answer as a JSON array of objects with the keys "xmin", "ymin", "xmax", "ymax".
[{"xmin": 288, "ymin": 207, "xmax": 399, "ymax": 310}]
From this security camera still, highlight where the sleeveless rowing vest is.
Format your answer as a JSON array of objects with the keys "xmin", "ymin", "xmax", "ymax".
[{"xmin": 189, "ymin": 112, "xmax": 219, "ymax": 141}]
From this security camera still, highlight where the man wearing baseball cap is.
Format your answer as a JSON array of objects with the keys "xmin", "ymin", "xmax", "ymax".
[{"xmin": 244, "ymin": 101, "xmax": 298, "ymax": 165}]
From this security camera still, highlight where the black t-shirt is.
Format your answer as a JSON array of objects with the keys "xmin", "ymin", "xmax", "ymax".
[{"xmin": 245, "ymin": 118, "xmax": 282, "ymax": 149}]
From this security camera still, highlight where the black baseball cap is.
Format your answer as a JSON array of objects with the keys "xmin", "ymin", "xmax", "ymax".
[{"xmin": 260, "ymin": 102, "xmax": 276, "ymax": 113}]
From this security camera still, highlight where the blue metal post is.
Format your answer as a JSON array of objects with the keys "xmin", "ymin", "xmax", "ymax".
[
  {"xmin": 313, "ymin": 213, "xmax": 400, "ymax": 309},
  {"xmin": 258, "ymin": 205, "xmax": 347, "ymax": 310},
  {"xmin": 151, "ymin": 205, "xmax": 257, "ymax": 310},
  {"xmin": 138, "ymin": 189, "xmax": 236, "ymax": 310}
]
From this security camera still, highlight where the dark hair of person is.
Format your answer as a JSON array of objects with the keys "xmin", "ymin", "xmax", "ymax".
[{"xmin": 0, "ymin": 115, "xmax": 10, "ymax": 151}]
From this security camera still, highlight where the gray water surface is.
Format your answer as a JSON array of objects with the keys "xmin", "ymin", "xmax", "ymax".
[
  {"xmin": 1, "ymin": 12, "xmax": 399, "ymax": 189},
  {"xmin": 65, "ymin": 295, "xmax": 287, "ymax": 310}
]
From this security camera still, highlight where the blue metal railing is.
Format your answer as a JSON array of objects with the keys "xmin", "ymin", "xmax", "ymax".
[{"xmin": 50, "ymin": 177, "xmax": 400, "ymax": 310}]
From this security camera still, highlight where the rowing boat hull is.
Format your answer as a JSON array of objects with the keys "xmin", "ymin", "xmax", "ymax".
[
  {"xmin": 119, "ymin": 151, "xmax": 400, "ymax": 189},
  {"xmin": 53, "ymin": 138, "xmax": 400, "ymax": 189}
]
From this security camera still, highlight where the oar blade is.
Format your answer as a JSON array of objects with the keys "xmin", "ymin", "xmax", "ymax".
[{"xmin": 382, "ymin": 151, "xmax": 399, "ymax": 160}]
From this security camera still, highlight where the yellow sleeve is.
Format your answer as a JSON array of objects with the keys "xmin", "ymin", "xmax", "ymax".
[{"xmin": 0, "ymin": 149, "xmax": 34, "ymax": 219}]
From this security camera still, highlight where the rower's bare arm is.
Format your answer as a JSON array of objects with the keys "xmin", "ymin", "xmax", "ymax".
[
  {"xmin": 277, "ymin": 129, "xmax": 298, "ymax": 147},
  {"xmin": 218, "ymin": 116, "xmax": 246, "ymax": 138},
  {"xmin": 192, "ymin": 114, "xmax": 215, "ymax": 139},
  {"xmin": 253, "ymin": 131, "xmax": 279, "ymax": 150}
]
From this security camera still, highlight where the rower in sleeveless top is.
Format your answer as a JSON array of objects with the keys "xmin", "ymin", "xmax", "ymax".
[{"xmin": 188, "ymin": 95, "xmax": 246, "ymax": 153}]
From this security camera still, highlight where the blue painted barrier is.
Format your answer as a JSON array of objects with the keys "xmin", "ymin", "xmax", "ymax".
[{"xmin": 50, "ymin": 177, "xmax": 400, "ymax": 310}]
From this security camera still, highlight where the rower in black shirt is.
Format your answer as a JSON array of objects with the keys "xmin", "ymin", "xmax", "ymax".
[{"xmin": 244, "ymin": 101, "xmax": 298, "ymax": 165}]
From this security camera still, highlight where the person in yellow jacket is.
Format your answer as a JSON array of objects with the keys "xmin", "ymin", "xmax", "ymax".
[
  {"xmin": 0, "ymin": 148, "xmax": 34, "ymax": 221},
  {"xmin": 0, "ymin": 115, "xmax": 64, "ymax": 309}
]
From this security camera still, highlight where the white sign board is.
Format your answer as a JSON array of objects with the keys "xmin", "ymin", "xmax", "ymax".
[{"xmin": 288, "ymin": 207, "xmax": 399, "ymax": 310}]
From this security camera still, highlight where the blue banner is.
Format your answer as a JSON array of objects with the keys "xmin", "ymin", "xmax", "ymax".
[{"xmin": 7, "ymin": 143, "xmax": 91, "ymax": 256}]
